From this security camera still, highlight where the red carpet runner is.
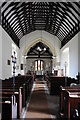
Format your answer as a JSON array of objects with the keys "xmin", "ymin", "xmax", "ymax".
[{"xmin": 25, "ymin": 80, "xmax": 52, "ymax": 120}]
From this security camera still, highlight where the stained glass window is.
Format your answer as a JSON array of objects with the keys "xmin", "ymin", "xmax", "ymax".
[{"xmin": 35, "ymin": 60, "xmax": 44, "ymax": 71}]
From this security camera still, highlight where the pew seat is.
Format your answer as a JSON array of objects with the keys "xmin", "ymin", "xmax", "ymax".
[
  {"xmin": 0, "ymin": 75, "xmax": 33, "ymax": 119},
  {"xmin": 0, "ymin": 95, "xmax": 17, "ymax": 120},
  {"xmin": 59, "ymin": 86, "xmax": 80, "ymax": 120}
]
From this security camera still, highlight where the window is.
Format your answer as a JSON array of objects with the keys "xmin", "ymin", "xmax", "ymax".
[
  {"xmin": 35, "ymin": 61, "xmax": 37, "ymax": 71},
  {"xmin": 35, "ymin": 60, "xmax": 44, "ymax": 71}
]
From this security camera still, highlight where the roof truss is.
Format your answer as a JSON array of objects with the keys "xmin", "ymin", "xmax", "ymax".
[{"xmin": 1, "ymin": 2, "xmax": 80, "ymax": 47}]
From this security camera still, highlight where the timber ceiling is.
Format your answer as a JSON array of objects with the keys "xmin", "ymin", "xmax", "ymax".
[
  {"xmin": 1, "ymin": 2, "xmax": 80, "ymax": 47},
  {"xmin": 27, "ymin": 42, "xmax": 53, "ymax": 59}
]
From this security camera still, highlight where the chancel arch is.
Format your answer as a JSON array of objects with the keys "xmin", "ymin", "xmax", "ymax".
[
  {"xmin": 21, "ymin": 37, "xmax": 55, "ymax": 74},
  {"xmin": 23, "ymin": 37, "xmax": 56, "ymax": 58}
]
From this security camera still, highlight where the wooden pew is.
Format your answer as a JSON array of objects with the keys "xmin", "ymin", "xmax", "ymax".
[
  {"xmin": 1, "ymin": 81, "xmax": 26, "ymax": 108},
  {"xmin": 45, "ymin": 76, "xmax": 50, "ymax": 91},
  {"xmin": 5, "ymin": 88, "xmax": 22, "ymax": 116},
  {"xmin": 67, "ymin": 77, "xmax": 79, "ymax": 86},
  {"xmin": 49, "ymin": 76, "xmax": 65, "ymax": 95},
  {"xmin": 3, "ymin": 75, "xmax": 33, "ymax": 98},
  {"xmin": 0, "ymin": 95, "xmax": 17, "ymax": 119},
  {"xmin": 0, "ymin": 75, "xmax": 33, "ymax": 119},
  {"xmin": 59, "ymin": 86, "xmax": 80, "ymax": 119},
  {"xmin": 48, "ymin": 76, "xmax": 78, "ymax": 95},
  {"xmin": 65, "ymin": 91, "xmax": 80, "ymax": 120},
  {"xmin": 15, "ymin": 75, "xmax": 33, "ymax": 105},
  {"xmin": 0, "ymin": 90, "xmax": 21, "ymax": 119}
]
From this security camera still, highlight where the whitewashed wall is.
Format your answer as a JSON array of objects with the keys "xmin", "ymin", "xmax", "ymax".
[
  {"xmin": 78, "ymin": 32, "xmax": 80, "ymax": 73},
  {"xmin": 1, "ymin": 26, "xmax": 79, "ymax": 79},
  {"xmin": 60, "ymin": 48, "xmax": 69, "ymax": 76},
  {"xmin": 16, "ymin": 45, "xmax": 20, "ymax": 76},
  {"xmin": 1, "ymin": 27, "xmax": 20, "ymax": 80},
  {"xmin": 2, "ymin": 27, "xmax": 12, "ymax": 79},
  {"xmin": 20, "ymin": 30, "xmax": 61, "ymax": 75},
  {"xmin": 61, "ymin": 33, "xmax": 79, "ymax": 78},
  {"xmin": 0, "ymin": 26, "xmax": 2, "ymax": 79}
]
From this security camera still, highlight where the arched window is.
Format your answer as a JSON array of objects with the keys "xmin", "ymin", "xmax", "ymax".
[{"xmin": 35, "ymin": 60, "xmax": 44, "ymax": 71}]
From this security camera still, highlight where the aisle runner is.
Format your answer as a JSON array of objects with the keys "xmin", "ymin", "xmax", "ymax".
[{"xmin": 25, "ymin": 80, "xmax": 52, "ymax": 120}]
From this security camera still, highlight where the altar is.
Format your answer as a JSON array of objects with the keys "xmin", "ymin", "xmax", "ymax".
[{"xmin": 35, "ymin": 71, "xmax": 44, "ymax": 79}]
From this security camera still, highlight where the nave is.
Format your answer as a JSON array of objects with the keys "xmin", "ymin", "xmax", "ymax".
[
  {"xmin": 0, "ymin": 75, "xmax": 60, "ymax": 120},
  {"xmin": 24, "ymin": 78, "xmax": 59, "ymax": 120},
  {"xmin": 1, "ymin": 74, "xmax": 80, "ymax": 120},
  {"xmin": 0, "ymin": 1, "xmax": 80, "ymax": 120}
]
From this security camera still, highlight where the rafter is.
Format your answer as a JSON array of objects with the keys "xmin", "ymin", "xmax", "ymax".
[{"xmin": 1, "ymin": 2, "xmax": 80, "ymax": 48}]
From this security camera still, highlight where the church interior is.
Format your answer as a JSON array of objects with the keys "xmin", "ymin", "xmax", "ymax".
[{"xmin": 0, "ymin": 1, "xmax": 80, "ymax": 120}]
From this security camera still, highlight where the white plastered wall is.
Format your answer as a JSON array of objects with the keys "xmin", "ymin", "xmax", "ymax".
[
  {"xmin": 78, "ymin": 32, "xmax": 80, "ymax": 74},
  {"xmin": 20, "ymin": 30, "xmax": 61, "ymax": 75},
  {"xmin": 0, "ymin": 26, "xmax": 2, "ymax": 79},
  {"xmin": 61, "ymin": 33, "xmax": 79, "ymax": 78},
  {"xmin": 1, "ymin": 27, "xmax": 20, "ymax": 80}
]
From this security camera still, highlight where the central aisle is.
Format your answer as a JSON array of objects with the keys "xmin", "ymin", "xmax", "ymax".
[{"xmin": 25, "ymin": 79, "xmax": 52, "ymax": 120}]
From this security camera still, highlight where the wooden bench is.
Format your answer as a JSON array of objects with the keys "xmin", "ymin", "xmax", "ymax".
[
  {"xmin": 1, "ymin": 81, "xmax": 27, "ymax": 108},
  {"xmin": 59, "ymin": 86, "xmax": 80, "ymax": 119},
  {"xmin": 0, "ymin": 95, "xmax": 17, "ymax": 119},
  {"xmin": 0, "ymin": 75, "xmax": 33, "ymax": 118},
  {"xmin": 49, "ymin": 76, "xmax": 65, "ymax": 95},
  {"xmin": 0, "ymin": 90, "xmax": 21, "ymax": 119},
  {"xmin": 47, "ymin": 76, "xmax": 78, "ymax": 95},
  {"xmin": 65, "ymin": 91, "xmax": 80, "ymax": 120},
  {"xmin": 2, "ymin": 75, "xmax": 33, "ymax": 101}
]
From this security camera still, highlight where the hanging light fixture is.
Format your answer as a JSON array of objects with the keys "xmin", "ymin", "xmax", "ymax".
[
  {"xmin": 37, "ymin": 46, "xmax": 42, "ymax": 51},
  {"xmin": 44, "ymin": 47, "xmax": 46, "ymax": 51}
]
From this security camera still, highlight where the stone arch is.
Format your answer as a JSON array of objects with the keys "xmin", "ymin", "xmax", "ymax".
[{"xmin": 22, "ymin": 37, "xmax": 56, "ymax": 57}]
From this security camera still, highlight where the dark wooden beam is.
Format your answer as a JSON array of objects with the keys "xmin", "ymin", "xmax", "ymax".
[
  {"xmin": 61, "ymin": 26, "xmax": 80, "ymax": 47},
  {"xmin": 2, "ymin": 2, "xmax": 7, "ymax": 7},
  {"xmin": 68, "ymin": 2, "xmax": 80, "ymax": 17},
  {"xmin": 2, "ymin": 14, "xmax": 19, "ymax": 47},
  {"xmin": 26, "ymin": 56, "xmax": 52, "ymax": 59},
  {"xmin": 1, "ymin": 2, "xmax": 80, "ymax": 48},
  {"xmin": 53, "ymin": 3, "xmax": 58, "ymax": 34},
  {"xmin": 57, "ymin": 3, "xmax": 76, "ymax": 30},
  {"xmin": 62, "ymin": 2, "xmax": 80, "ymax": 23}
]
